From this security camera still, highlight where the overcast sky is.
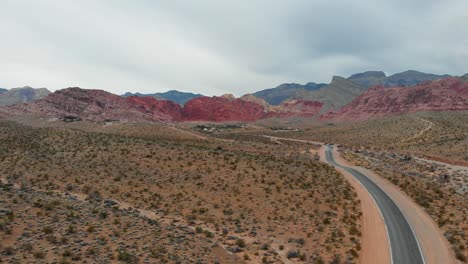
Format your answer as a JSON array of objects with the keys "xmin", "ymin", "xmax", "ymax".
[{"xmin": 1, "ymin": 0, "xmax": 467, "ymax": 96}]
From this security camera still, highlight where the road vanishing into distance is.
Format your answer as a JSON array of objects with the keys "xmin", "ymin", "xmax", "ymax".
[{"xmin": 325, "ymin": 145, "xmax": 425, "ymax": 264}]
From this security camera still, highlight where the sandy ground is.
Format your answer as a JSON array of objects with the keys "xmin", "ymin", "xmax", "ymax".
[
  {"xmin": 1, "ymin": 176, "xmax": 290, "ymax": 264},
  {"xmin": 322, "ymin": 147, "xmax": 390, "ymax": 264}
]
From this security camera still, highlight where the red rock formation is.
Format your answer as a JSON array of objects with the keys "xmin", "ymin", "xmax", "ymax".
[
  {"xmin": 322, "ymin": 77, "xmax": 468, "ymax": 121},
  {"xmin": 0, "ymin": 87, "xmax": 329, "ymax": 123},
  {"xmin": 2, "ymin": 88, "xmax": 176, "ymax": 122},
  {"xmin": 182, "ymin": 96, "xmax": 266, "ymax": 122},
  {"xmin": 126, "ymin": 96, "xmax": 183, "ymax": 121}
]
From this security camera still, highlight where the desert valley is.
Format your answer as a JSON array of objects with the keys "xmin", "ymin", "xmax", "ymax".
[
  {"xmin": 0, "ymin": 70, "xmax": 467, "ymax": 264},
  {"xmin": 1, "ymin": 1, "xmax": 468, "ymax": 263}
]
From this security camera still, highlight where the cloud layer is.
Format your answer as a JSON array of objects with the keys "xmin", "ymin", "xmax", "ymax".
[{"xmin": 1, "ymin": 0, "xmax": 467, "ymax": 96}]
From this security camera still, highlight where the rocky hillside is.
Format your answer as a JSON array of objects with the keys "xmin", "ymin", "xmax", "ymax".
[
  {"xmin": 0, "ymin": 86, "xmax": 50, "ymax": 106},
  {"xmin": 293, "ymin": 76, "xmax": 368, "ymax": 112},
  {"xmin": 122, "ymin": 90, "xmax": 203, "ymax": 105},
  {"xmin": 182, "ymin": 96, "xmax": 266, "ymax": 122},
  {"xmin": 2, "ymin": 88, "xmax": 178, "ymax": 122},
  {"xmin": 1, "ymin": 88, "xmax": 325, "ymax": 122},
  {"xmin": 322, "ymin": 77, "xmax": 468, "ymax": 121}
]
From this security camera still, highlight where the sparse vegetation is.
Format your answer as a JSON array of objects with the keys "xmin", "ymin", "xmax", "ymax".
[{"xmin": 0, "ymin": 118, "xmax": 362, "ymax": 263}]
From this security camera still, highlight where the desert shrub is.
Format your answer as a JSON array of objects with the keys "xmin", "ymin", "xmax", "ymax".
[{"xmin": 236, "ymin": 239, "xmax": 246, "ymax": 248}]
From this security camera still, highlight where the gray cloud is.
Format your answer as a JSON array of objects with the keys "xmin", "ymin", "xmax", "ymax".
[{"xmin": 1, "ymin": 0, "xmax": 467, "ymax": 96}]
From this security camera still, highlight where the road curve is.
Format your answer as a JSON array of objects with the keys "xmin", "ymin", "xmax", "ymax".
[{"xmin": 325, "ymin": 145, "xmax": 425, "ymax": 264}]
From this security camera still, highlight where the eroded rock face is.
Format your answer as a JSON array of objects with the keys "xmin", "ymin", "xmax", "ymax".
[
  {"xmin": 2, "ymin": 88, "xmax": 177, "ymax": 122},
  {"xmin": 322, "ymin": 77, "xmax": 468, "ymax": 121},
  {"xmin": 125, "ymin": 96, "xmax": 183, "ymax": 121},
  {"xmin": 182, "ymin": 96, "xmax": 266, "ymax": 122}
]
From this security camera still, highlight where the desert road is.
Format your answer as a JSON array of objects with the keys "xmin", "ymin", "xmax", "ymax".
[{"xmin": 325, "ymin": 145, "xmax": 425, "ymax": 264}]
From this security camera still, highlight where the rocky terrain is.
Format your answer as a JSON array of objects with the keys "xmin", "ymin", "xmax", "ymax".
[
  {"xmin": 0, "ymin": 86, "xmax": 50, "ymax": 106},
  {"xmin": 1, "ymin": 88, "xmax": 327, "ymax": 123},
  {"xmin": 182, "ymin": 96, "xmax": 266, "ymax": 122},
  {"xmin": 323, "ymin": 77, "xmax": 468, "ymax": 120},
  {"xmin": 1, "ymin": 88, "xmax": 177, "ymax": 122}
]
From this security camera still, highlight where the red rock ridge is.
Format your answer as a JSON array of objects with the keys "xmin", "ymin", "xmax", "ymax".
[
  {"xmin": 182, "ymin": 96, "xmax": 266, "ymax": 122},
  {"xmin": 2, "ymin": 88, "xmax": 176, "ymax": 122},
  {"xmin": 0, "ymin": 87, "xmax": 326, "ymax": 123},
  {"xmin": 322, "ymin": 77, "xmax": 468, "ymax": 121},
  {"xmin": 126, "ymin": 96, "xmax": 183, "ymax": 121}
]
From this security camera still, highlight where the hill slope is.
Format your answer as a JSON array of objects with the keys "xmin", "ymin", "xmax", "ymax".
[
  {"xmin": 293, "ymin": 76, "xmax": 368, "ymax": 112},
  {"xmin": 0, "ymin": 86, "xmax": 50, "ymax": 106},
  {"xmin": 2, "ymin": 87, "xmax": 180, "ymax": 122},
  {"xmin": 323, "ymin": 77, "xmax": 468, "ymax": 121}
]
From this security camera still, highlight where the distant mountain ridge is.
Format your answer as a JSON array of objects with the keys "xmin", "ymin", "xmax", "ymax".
[
  {"xmin": 0, "ymin": 86, "xmax": 51, "ymax": 106},
  {"xmin": 253, "ymin": 82, "xmax": 326, "ymax": 105},
  {"xmin": 1, "ymin": 70, "xmax": 465, "ymax": 123},
  {"xmin": 347, "ymin": 70, "xmax": 451, "ymax": 88},
  {"xmin": 122, "ymin": 90, "xmax": 203, "ymax": 105},
  {"xmin": 292, "ymin": 76, "xmax": 368, "ymax": 112},
  {"xmin": 253, "ymin": 70, "xmax": 454, "ymax": 109}
]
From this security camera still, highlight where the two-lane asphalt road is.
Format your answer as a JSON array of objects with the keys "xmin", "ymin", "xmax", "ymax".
[{"xmin": 325, "ymin": 145, "xmax": 425, "ymax": 264}]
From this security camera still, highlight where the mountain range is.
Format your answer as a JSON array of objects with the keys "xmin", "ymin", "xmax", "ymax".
[
  {"xmin": 347, "ymin": 70, "xmax": 451, "ymax": 88},
  {"xmin": 1, "ymin": 88, "xmax": 327, "ymax": 122},
  {"xmin": 1, "ymin": 70, "xmax": 466, "ymax": 123},
  {"xmin": 322, "ymin": 77, "xmax": 468, "ymax": 120}
]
